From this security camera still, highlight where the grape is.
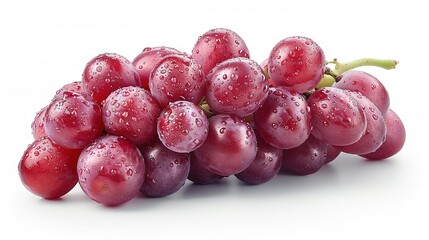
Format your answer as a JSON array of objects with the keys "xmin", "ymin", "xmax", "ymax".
[
  {"xmin": 138, "ymin": 139, "xmax": 190, "ymax": 198},
  {"xmin": 31, "ymin": 106, "xmax": 47, "ymax": 140},
  {"xmin": 205, "ymin": 57, "xmax": 269, "ymax": 117},
  {"xmin": 188, "ymin": 152, "xmax": 224, "ymax": 185},
  {"xmin": 254, "ymin": 86, "xmax": 311, "ymax": 149},
  {"xmin": 333, "ymin": 70, "xmax": 390, "ymax": 116},
  {"xmin": 157, "ymin": 101, "xmax": 209, "ymax": 153},
  {"xmin": 282, "ymin": 134, "xmax": 327, "ymax": 175},
  {"xmin": 102, "ymin": 86, "xmax": 161, "ymax": 145},
  {"xmin": 18, "ymin": 137, "xmax": 81, "ymax": 199},
  {"xmin": 236, "ymin": 135, "xmax": 283, "ymax": 185},
  {"xmin": 192, "ymin": 28, "xmax": 250, "ymax": 75},
  {"xmin": 268, "ymin": 36, "xmax": 325, "ymax": 93},
  {"xmin": 77, "ymin": 135, "xmax": 145, "ymax": 206},
  {"xmin": 82, "ymin": 53, "xmax": 140, "ymax": 104},
  {"xmin": 307, "ymin": 87, "xmax": 367, "ymax": 146},
  {"xmin": 149, "ymin": 54, "xmax": 205, "ymax": 108},
  {"xmin": 53, "ymin": 81, "xmax": 89, "ymax": 100},
  {"xmin": 335, "ymin": 92, "xmax": 387, "ymax": 155},
  {"xmin": 194, "ymin": 114, "xmax": 257, "ymax": 176},
  {"xmin": 132, "ymin": 47, "xmax": 181, "ymax": 90},
  {"xmin": 44, "ymin": 91, "xmax": 104, "ymax": 149},
  {"xmin": 361, "ymin": 109, "xmax": 406, "ymax": 160},
  {"xmin": 325, "ymin": 144, "xmax": 341, "ymax": 164}
]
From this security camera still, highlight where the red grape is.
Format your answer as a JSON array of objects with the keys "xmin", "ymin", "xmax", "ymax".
[
  {"xmin": 102, "ymin": 86, "xmax": 161, "ymax": 145},
  {"xmin": 282, "ymin": 135, "xmax": 327, "ymax": 175},
  {"xmin": 18, "ymin": 137, "xmax": 81, "ymax": 199},
  {"xmin": 132, "ymin": 47, "xmax": 181, "ymax": 90},
  {"xmin": 157, "ymin": 101, "xmax": 209, "ymax": 153},
  {"xmin": 82, "ymin": 53, "xmax": 140, "ymax": 104},
  {"xmin": 236, "ymin": 135, "xmax": 283, "ymax": 185},
  {"xmin": 44, "ymin": 91, "xmax": 104, "ymax": 149},
  {"xmin": 361, "ymin": 109, "xmax": 406, "ymax": 160},
  {"xmin": 307, "ymin": 87, "xmax": 367, "ymax": 146},
  {"xmin": 53, "ymin": 81, "xmax": 89, "ymax": 100},
  {"xmin": 333, "ymin": 70, "xmax": 390, "ymax": 116},
  {"xmin": 149, "ymin": 54, "xmax": 205, "ymax": 108},
  {"xmin": 138, "ymin": 139, "xmax": 190, "ymax": 198},
  {"xmin": 205, "ymin": 57, "xmax": 269, "ymax": 117},
  {"xmin": 77, "ymin": 135, "xmax": 145, "ymax": 206},
  {"xmin": 254, "ymin": 86, "xmax": 311, "ymax": 149},
  {"xmin": 31, "ymin": 106, "xmax": 48, "ymax": 140},
  {"xmin": 188, "ymin": 152, "xmax": 224, "ymax": 185},
  {"xmin": 335, "ymin": 92, "xmax": 386, "ymax": 155},
  {"xmin": 268, "ymin": 36, "xmax": 325, "ymax": 93},
  {"xmin": 193, "ymin": 114, "xmax": 257, "ymax": 176},
  {"xmin": 192, "ymin": 28, "xmax": 250, "ymax": 75}
]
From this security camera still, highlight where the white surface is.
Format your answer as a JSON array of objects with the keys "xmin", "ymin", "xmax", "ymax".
[{"xmin": 1, "ymin": 0, "xmax": 428, "ymax": 239}]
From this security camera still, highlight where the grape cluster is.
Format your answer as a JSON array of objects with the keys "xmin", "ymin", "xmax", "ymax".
[{"xmin": 19, "ymin": 28, "xmax": 406, "ymax": 206}]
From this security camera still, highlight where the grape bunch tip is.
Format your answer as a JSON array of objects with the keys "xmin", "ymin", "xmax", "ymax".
[{"xmin": 19, "ymin": 28, "xmax": 406, "ymax": 206}]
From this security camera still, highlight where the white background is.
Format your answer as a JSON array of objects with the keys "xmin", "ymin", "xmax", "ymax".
[{"xmin": 1, "ymin": 0, "xmax": 428, "ymax": 239}]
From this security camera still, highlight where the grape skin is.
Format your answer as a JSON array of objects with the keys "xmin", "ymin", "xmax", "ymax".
[
  {"xmin": 192, "ymin": 28, "xmax": 250, "ymax": 75},
  {"xmin": 282, "ymin": 135, "xmax": 327, "ymax": 175},
  {"xmin": 361, "ymin": 109, "xmax": 406, "ymax": 160},
  {"xmin": 236, "ymin": 135, "xmax": 283, "ymax": 185},
  {"xmin": 139, "ymin": 139, "xmax": 190, "ymax": 198},
  {"xmin": 254, "ymin": 86, "xmax": 311, "ymax": 149},
  {"xmin": 333, "ymin": 70, "xmax": 390, "ymax": 116},
  {"xmin": 194, "ymin": 114, "xmax": 257, "ymax": 176},
  {"xmin": 268, "ymin": 36, "xmax": 325, "ymax": 93},
  {"xmin": 157, "ymin": 101, "xmax": 209, "ymax": 153},
  {"xmin": 205, "ymin": 57, "xmax": 269, "ymax": 117},
  {"xmin": 77, "ymin": 135, "xmax": 145, "ymax": 206},
  {"xmin": 307, "ymin": 87, "xmax": 367, "ymax": 146}
]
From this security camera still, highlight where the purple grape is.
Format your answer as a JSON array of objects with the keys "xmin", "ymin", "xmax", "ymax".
[
  {"xmin": 325, "ymin": 144, "xmax": 341, "ymax": 164},
  {"xmin": 235, "ymin": 135, "xmax": 283, "ymax": 185},
  {"xmin": 282, "ymin": 135, "xmax": 327, "ymax": 175},
  {"xmin": 188, "ymin": 152, "xmax": 224, "ymax": 185},
  {"xmin": 138, "ymin": 139, "xmax": 190, "ymax": 197}
]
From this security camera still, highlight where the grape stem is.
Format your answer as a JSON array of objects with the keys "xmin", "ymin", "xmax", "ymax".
[{"xmin": 328, "ymin": 58, "xmax": 398, "ymax": 78}]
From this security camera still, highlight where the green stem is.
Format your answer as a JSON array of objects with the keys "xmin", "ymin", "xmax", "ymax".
[
  {"xmin": 316, "ymin": 74, "xmax": 336, "ymax": 88},
  {"xmin": 328, "ymin": 58, "xmax": 398, "ymax": 78}
]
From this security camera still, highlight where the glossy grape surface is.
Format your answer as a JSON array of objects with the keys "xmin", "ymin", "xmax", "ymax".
[
  {"xmin": 361, "ymin": 109, "xmax": 406, "ymax": 160},
  {"xmin": 254, "ymin": 86, "xmax": 311, "ymax": 149},
  {"xmin": 268, "ymin": 36, "xmax": 325, "ymax": 93},
  {"xmin": 77, "ymin": 135, "xmax": 145, "ymax": 206},
  {"xmin": 333, "ymin": 70, "xmax": 390, "ymax": 116},
  {"xmin": 205, "ymin": 57, "xmax": 269, "ymax": 117},
  {"xmin": 139, "ymin": 139, "xmax": 190, "ymax": 197},
  {"xmin": 102, "ymin": 86, "xmax": 161, "ymax": 145},
  {"xmin": 18, "ymin": 137, "xmax": 81, "ymax": 199},
  {"xmin": 82, "ymin": 53, "xmax": 140, "ymax": 104},
  {"xmin": 149, "ymin": 54, "xmax": 205, "ymax": 108},
  {"xmin": 307, "ymin": 87, "xmax": 367, "ymax": 146},
  {"xmin": 157, "ymin": 101, "xmax": 208, "ymax": 153},
  {"xmin": 44, "ymin": 91, "xmax": 104, "ymax": 149},
  {"xmin": 192, "ymin": 28, "xmax": 250, "ymax": 75},
  {"xmin": 194, "ymin": 114, "xmax": 257, "ymax": 176},
  {"xmin": 282, "ymin": 135, "xmax": 327, "ymax": 175},
  {"xmin": 236, "ymin": 135, "xmax": 283, "ymax": 185},
  {"xmin": 132, "ymin": 47, "xmax": 181, "ymax": 90}
]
